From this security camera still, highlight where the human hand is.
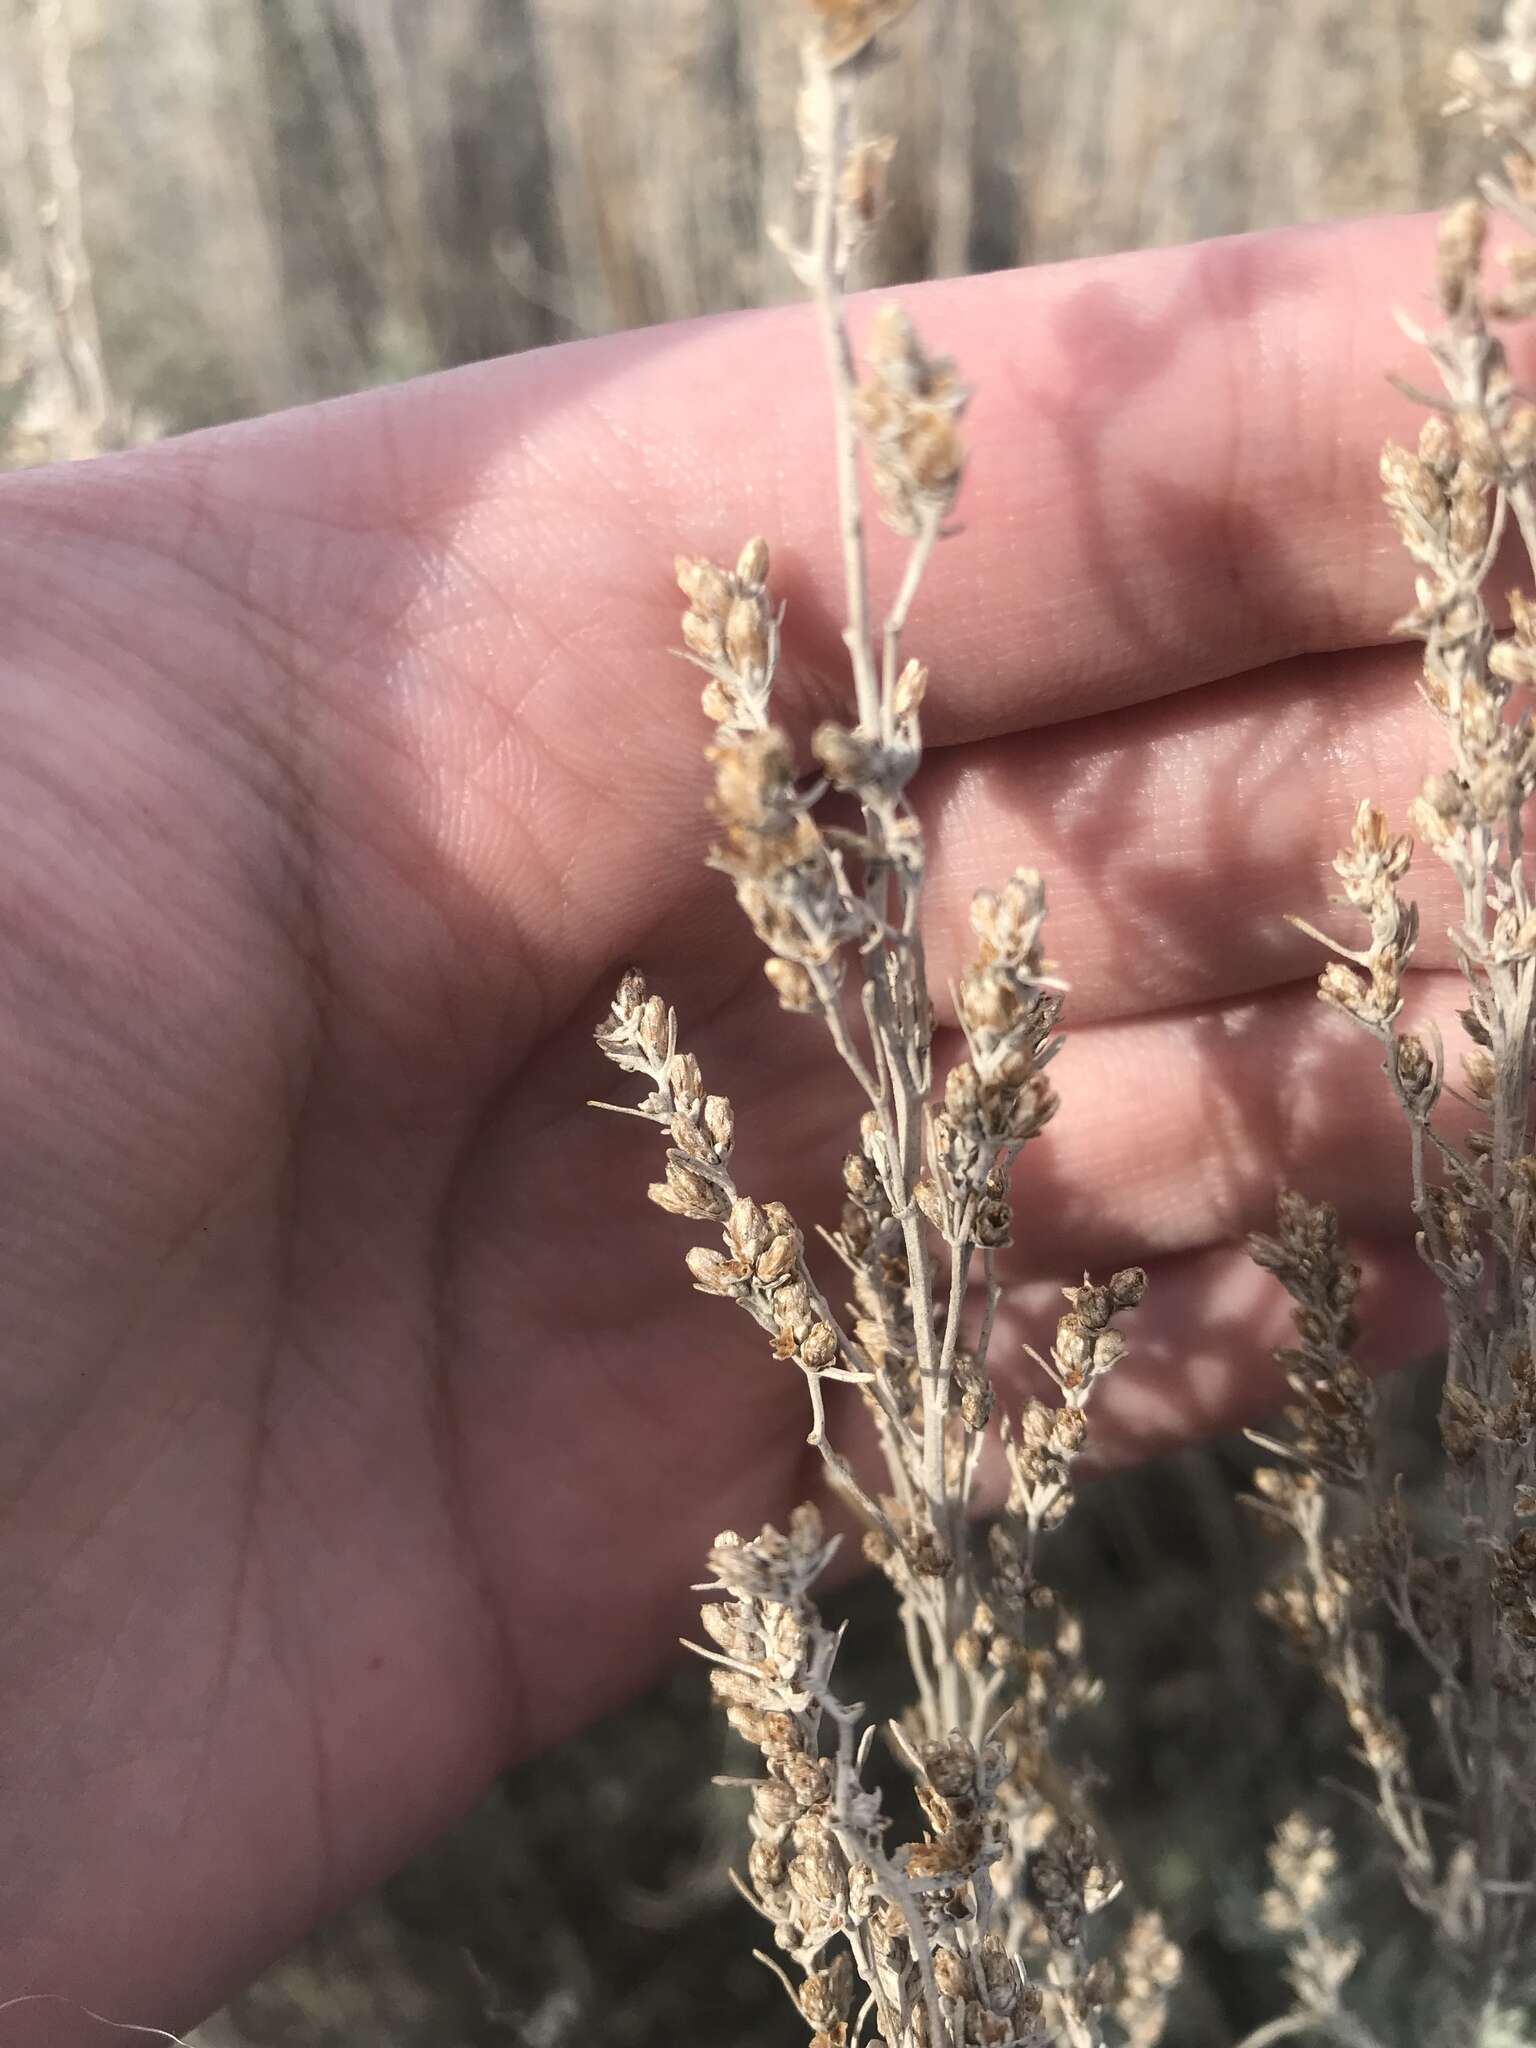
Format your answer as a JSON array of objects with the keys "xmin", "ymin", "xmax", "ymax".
[{"xmin": 0, "ymin": 215, "xmax": 1457, "ymax": 2037}]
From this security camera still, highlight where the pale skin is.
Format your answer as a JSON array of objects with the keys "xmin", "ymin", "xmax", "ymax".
[{"xmin": 0, "ymin": 214, "xmax": 1492, "ymax": 2038}]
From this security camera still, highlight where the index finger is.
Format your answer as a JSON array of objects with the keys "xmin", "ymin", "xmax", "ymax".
[
  {"xmin": 0, "ymin": 212, "xmax": 1463, "ymax": 1041},
  {"xmin": 19, "ymin": 208, "xmax": 1445, "ymax": 734},
  {"xmin": 339, "ymin": 208, "xmax": 1445, "ymax": 738}
]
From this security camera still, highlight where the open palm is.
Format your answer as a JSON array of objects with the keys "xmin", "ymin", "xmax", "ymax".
[{"xmin": 0, "ymin": 217, "xmax": 1466, "ymax": 2038}]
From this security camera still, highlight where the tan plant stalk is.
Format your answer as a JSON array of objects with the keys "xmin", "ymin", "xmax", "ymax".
[
  {"xmin": 1248, "ymin": 6, "xmax": 1536, "ymax": 2038},
  {"xmin": 592, "ymin": 5, "xmax": 1178, "ymax": 2045},
  {"xmin": 14, "ymin": 0, "xmax": 115, "ymax": 452}
]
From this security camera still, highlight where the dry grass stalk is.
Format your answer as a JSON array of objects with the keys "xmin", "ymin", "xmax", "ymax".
[
  {"xmin": 1246, "ymin": 5, "xmax": 1536, "ymax": 2040},
  {"xmin": 595, "ymin": 1, "xmax": 1536, "ymax": 2042},
  {"xmin": 593, "ymin": 6, "xmax": 1179, "ymax": 2045},
  {"xmin": 1, "ymin": 0, "xmax": 120, "ymax": 466}
]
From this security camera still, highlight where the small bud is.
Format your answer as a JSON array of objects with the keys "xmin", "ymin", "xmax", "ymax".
[
  {"xmin": 725, "ymin": 593, "xmax": 770, "ymax": 676},
  {"xmin": 640, "ymin": 994, "xmax": 670, "ymax": 1061},
  {"xmin": 1381, "ymin": 441, "xmax": 1442, "ymax": 525},
  {"xmin": 801, "ymin": 1952, "xmax": 856, "ymax": 2027},
  {"xmin": 1318, "ymin": 960, "xmax": 1369, "ymax": 1018},
  {"xmin": 1408, "ymin": 795, "xmax": 1452, "ymax": 852},
  {"xmin": 1464, "ymin": 1046, "xmax": 1498, "ymax": 1104},
  {"xmin": 753, "ymin": 1778, "xmax": 798, "ymax": 1830},
  {"xmin": 957, "ymin": 1368, "xmax": 993, "ymax": 1431},
  {"xmin": 974, "ymin": 1183, "xmax": 1012, "ymax": 1248},
  {"xmin": 1491, "ymin": 635, "xmax": 1536, "ymax": 686},
  {"xmin": 669, "ymin": 1111, "xmax": 712, "ymax": 1161},
  {"xmin": 894, "ymin": 656, "xmax": 928, "ymax": 720},
  {"xmin": 1073, "ymin": 1283, "xmax": 1113, "ymax": 1331},
  {"xmin": 1055, "ymin": 1318, "xmax": 1094, "ymax": 1376},
  {"xmin": 1424, "ymin": 768, "xmax": 1467, "ymax": 820},
  {"xmin": 764, "ymin": 957, "xmax": 817, "ymax": 1013},
  {"xmin": 703, "ymin": 1093, "xmax": 735, "ymax": 1152},
  {"xmin": 1456, "ymin": 410, "xmax": 1499, "ymax": 478},
  {"xmin": 757, "ymin": 1232, "xmax": 799, "ymax": 1284},
  {"xmin": 1441, "ymin": 1382, "xmax": 1487, "ymax": 1464},
  {"xmin": 655, "ymin": 1158, "xmax": 729, "ymax": 1220},
  {"xmin": 1418, "ymin": 414, "xmax": 1457, "ymax": 475},
  {"xmin": 676, "ymin": 555, "xmax": 733, "ymax": 614},
  {"xmin": 729, "ymin": 1197, "xmax": 771, "ymax": 1261},
  {"xmin": 953, "ymin": 1628, "xmax": 986, "ymax": 1671},
  {"xmin": 933, "ymin": 1947, "xmax": 973, "ymax": 2002},
  {"xmin": 735, "ymin": 536, "xmax": 770, "ymax": 588},
  {"xmin": 908, "ymin": 1529, "xmax": 953, "ymax": 1577},
  {"xmin": 958, "ymin": 966, "xmax": 1018, "ymax": 1036},
  {"xmin": 700, "ymin": 677, "xmax": 735, "ymax": 724},
  {"xmin": 612, "ymin": 969, "xmax": 647, "ymax": 1021},
  {"xmin": 1394, "ymin": 1032, "xmax": 1437, "ymax": 1107},
  {"xmin": 812, "ymin": 720, "xmax": 878, "ymax": 789},
  {"xmin": 800, "ymin": 1321, "xmax": 840, "ymax": 1370},
  {"xmin": 667, "ymin": 1051, "xmax": 703, "ymax": 1105},
  {"xmin": 944, "ymin": 1061, "xmax": 981, "ymax": 1120},
  {"xmin": 686, "ymin": 1246, "xmax": 750, "ymax": 1295},
  {"xmin": 1092, "ymin": 1328, "xmax": 1128, "ymax": 1373},
  {"xmin": 681, "ymin": 607, "xmax": 725, "ymax": 662},
  {"xmin": 1109, "ymin": 1265, "xmax": 1147, "ymax": 1309},
  {"xmin": 700, "ymin": 1602, "xmax": 752, "ymax": 1655},
  {"xmin": 1438, "ymin": 197, "xmax": 1488, "ymax": 315},
  {"xmin": 913, "ymin": 1175, "xmax": 946, "ymax": 1231}
]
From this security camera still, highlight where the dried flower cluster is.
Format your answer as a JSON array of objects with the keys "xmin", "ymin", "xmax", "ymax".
[
  {"xmin": 1256, "ymin": 1815, "xmax": 1367, "ymax": 2036},
  {"xmin": 1245, "ymin": 6, "xmax": 1536, "ymax": 2036},
  {"xmin": 595, "ymin": 2, "xmax": 1536, "ymax": 2041},
  {"xmin": 593, "ymin": 7, "xmax": 1178, "ymax": 2045}
]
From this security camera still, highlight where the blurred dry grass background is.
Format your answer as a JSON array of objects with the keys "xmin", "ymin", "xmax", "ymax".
[
  {"xmin": 0, "ymin": 0, "xmax": 1506, "ymax": 2042},
  {"xmin": 0, "ymin": 0, "xmax": 1494, "ymax": 432}
]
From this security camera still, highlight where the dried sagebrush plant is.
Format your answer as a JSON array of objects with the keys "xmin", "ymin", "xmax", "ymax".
[
  {"xmin": 1245, "ymin": 8, "xmax": 1536, "ymax": 2042},
  {"xmin": 592, "ymin": 5, "xmax": 1178, "ymax": 2046}
]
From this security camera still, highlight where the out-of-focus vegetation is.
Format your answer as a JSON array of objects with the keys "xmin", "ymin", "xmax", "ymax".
[
  {"xmin": 1, "ymin": 0, "xmax": 1488, "ymax": 438},
  {"xmin": 0, "ymin": 1, "xmax": 1501, "ymax": 2042}
]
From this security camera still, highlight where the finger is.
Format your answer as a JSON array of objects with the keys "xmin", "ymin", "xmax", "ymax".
[
  {"xmin": 206, "ymin": 210, "xmax": 1470, "ymax": 731},
  {"xmin": 808, "ymin": 1235, "xmax": 1432, "ymax": 1592},
  {"xmin": 980, "ymin": 973, "xmax": 1465, "ymax": 1272},
  {"xmin": 478, "ymin": 1099, "xmax": 1436, "ymax": 1756},
  {"xmin": 465, "ymin": 1227, "xmax": 1436, "ymax": 1777},
  {"xmin": 38, "ymin": 211, "xmax": 1459, "ymax": 737},
  {"xmin": 418, "ymin": 210, "xmax": 1487, "ymax": 1026},
  {"xmin": 0, "ymin": 214, "xmax": 1471, "ymax": 1064},
  {"xmin": 981, "ymin": 1234, "xmax": 1437, "ymax": 1472},
  {"xmin": 727, "ymin": 969, "xmax": 1468, "ymax": 1276},
  {"xmin": 917, "ymin": 635, "xmax": 1462, "ymax": 1025}
]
